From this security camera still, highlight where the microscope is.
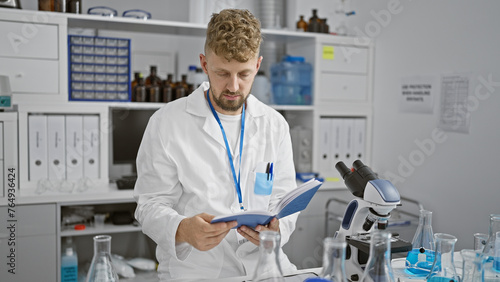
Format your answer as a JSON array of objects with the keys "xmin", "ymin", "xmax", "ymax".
[{"xmin": 334, "ymin": 160, "xmax": 411, "ymax": 281}]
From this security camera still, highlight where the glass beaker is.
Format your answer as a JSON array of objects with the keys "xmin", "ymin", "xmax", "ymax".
[
  {"xmin": 427, "ymin": 233, "xmax": 459, "ymax": 282},
  {"xmin": 320, "ymin": 237, "xmax": 348, "ymax": 282},
  {"xmin": 460, "ymin": 249, "xmax": 486, "ymax": 282},
  {"xmin": 252, "ymin": 231, "xmax": 285, "ymax": 282},
  {"xmin": 86, "ymin": 235, "xmax": 118, "ymax": 282},
  {"xmin": 405, "ymin": 209, "xmax": 435, "ymax": 276},
  {"xmin": 360, "ymin": 230, "xmax": 396, "ymax": 282},
  {"xmin": 483, "ymin": 214, "xmax": 500, "ymax": 258}
]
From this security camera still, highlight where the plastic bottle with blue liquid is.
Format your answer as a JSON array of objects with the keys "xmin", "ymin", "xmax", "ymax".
[
  {"xmin": 61, "ymin": 236, "xmax": 78, "ymax": 282},
  {"xmin": 405, "ymin": 209, "xmax": 436, "ymax": 276}
]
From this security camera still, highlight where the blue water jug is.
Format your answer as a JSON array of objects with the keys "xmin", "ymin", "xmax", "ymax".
[{"xmin": 270, "ymin": 55, "xmax": 313, "ymax": 105}]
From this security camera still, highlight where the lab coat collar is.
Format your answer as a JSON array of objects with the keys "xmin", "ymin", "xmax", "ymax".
[{"xmin": 186, "ymin": 82, "xmax": 263, "ymax": 154}]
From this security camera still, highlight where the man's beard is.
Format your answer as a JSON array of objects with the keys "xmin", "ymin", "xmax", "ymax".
[
  {"xmin": 212, "ymin": 89, "xmax": 247, "ymax": 112},
  {"xmin": 207, "ymin": 75, "xmax": 248, "ymax": 112}
]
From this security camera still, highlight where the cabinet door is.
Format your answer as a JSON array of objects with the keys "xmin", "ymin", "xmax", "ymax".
[
  {"xmin": 0, "ymin": 57, "xmax": 59, "ymax": 94},
  {"xmin": 0, "ymin": 20, "xmax": 58, "ymax": 59},
  {"xmin": 318, "ymin": 45, "xmax": 368, "ymax": 74},
  {"xmin": 318, "ymin": 73, "xmax": 368, "ymax": 101},
  {"xmin": 0, "ymin": 204, "xmax": 57, "ymax": 281}
]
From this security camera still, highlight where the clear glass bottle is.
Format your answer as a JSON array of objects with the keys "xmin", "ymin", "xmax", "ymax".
[
  {"xmin": 86, "ymin": 235, "xmax": 118, "ymax": 282},
  {"xmin": 405, "ymin": 209, "xmax": 435, "ymax": 276},
  {"xmin": 361, "ymin": 230, "xmax": 396, "ymax": 282},
  {"xmin": 320, "ymin": 237, "xmax": 348, "ymax": 282},
  {"xmin": 427, "ymin": 233, "xmax": 459, "ymax": 282},
  {"xmin": 460, "ymin": 249, "xmax": 486, "ymax": 282},
  {"xmin": 252, "ymin": 231, "xmax": 285, "ymax": 282}
]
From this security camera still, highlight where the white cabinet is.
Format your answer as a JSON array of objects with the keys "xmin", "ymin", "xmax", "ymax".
[
  {"xmin": 0, "ymin": 19, "xmax": 60, "ymax": 95},
  {"xmin": 0, "ymin": 203, "xmax": 57, "ymax": 282}
]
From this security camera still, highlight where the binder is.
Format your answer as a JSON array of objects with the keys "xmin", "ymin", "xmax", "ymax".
[
  {"xmin": 28, "ymin": 115, "xmax": 48, "ymax": 181},
  {"xmin": 83, "ymin": 115, "xmax": 100, "ymax": 179},
  {"xmin": 330, "ymin": 118, "xmax": 343, "ymax": 181},
  {"xmin": 353, "ymin": 118, "xmax": 367, "ymax": 163},
  {"xmin": 47, "ymin": 115, "xmax": 66, "ymax": 180},
  {"xmin": 65, "ymin": 115, "xmax": 83, "ymax": 180},
  {"xmin": 342, "ymin": 118, "xmax": 355, "ymax": 165},
  {"xmin": 318, "ymin": 118, "xmax": 332, "ymax": 175}
]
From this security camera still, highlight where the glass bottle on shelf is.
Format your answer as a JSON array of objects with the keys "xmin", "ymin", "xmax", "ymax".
[
  {"xmin": 296, "ymin": 15, "xmax": 308, "ymax": 32},
  {"xmin": 175, "ymin": 74, "xmax": 189, "ymax": 99},
  {"xmin": 133, "ymin": 74, "xmax": 146, "ymax": 102},
  {"xmin": 252, "ymin": 231, "xmax": 285, "ymax": 282},
  {"xmin": 427, "ymin": 233, "xmax": 460, "ymax": 282},
  {"xmin": 405, "ymin": 209, "xmax": 435, "ymax": 276},
  {"xmin": 308, "ymin": 9, "xmax": 320, "ymax": 33},
  {"xmin": 320, "ymin": 237, "xmax": 348, "ymax": 282},
  {"xmin": 145, "ymin": 65, "xmax": 162, "ymax": 86},
  {"xmin": 145, "ymin": 66, "xmax": 162, "ymax": 102},
  {"xmin": 86, "ymin": 235, "xmax": 118, "ymax": 282},
  {"xmin": 131, "ymin": 72, "xmax": 141, "ymax": 91},
  {"xmin": 360, "ymin": 230, "xmax": 396, "ymax": 282},
  {"xmin": 162, "ymin": 73, "xmax": 175, "ymax": 103}
]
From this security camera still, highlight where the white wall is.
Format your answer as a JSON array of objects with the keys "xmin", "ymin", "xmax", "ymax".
[{"xmin": 343, "ymin": 0, "xmax": 500, "ymax": 250}]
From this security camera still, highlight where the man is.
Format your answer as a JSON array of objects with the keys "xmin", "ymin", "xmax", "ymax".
[{"xmin": 134, "ymin": 9, "xmax": 298, "ymax": 281}]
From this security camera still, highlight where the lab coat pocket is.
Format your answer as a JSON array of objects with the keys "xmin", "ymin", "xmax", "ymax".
[{"xmin": 254, "ymin": 171, "xmax": 273, "ymax": 195}]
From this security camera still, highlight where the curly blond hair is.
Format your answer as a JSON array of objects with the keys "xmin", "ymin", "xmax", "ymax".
[{"xmin": 205, "ymin": 9, "xmax": 262, "ymax": 63}]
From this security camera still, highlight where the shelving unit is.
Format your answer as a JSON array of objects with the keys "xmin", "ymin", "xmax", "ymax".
[{"xmin": 0, "ymin": 7, "xmax": 374, "ymax": 279}]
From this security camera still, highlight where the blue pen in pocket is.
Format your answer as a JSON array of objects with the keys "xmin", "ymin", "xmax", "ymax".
[{"xmin": 254, "ymin": 162, "xmax": 274, "ymax": 195}]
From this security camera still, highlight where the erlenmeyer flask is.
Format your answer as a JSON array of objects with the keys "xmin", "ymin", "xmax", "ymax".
[
  {"xmin": 405, "ymin": 209, "xmax": 435, "ymax": 276},
  {"xmin": 320, "ymin": 237, "xmax": 348, "ymax": 282},
  {"xmin": 360, "ymin": 230, "xmax": 396, "ymax": 282},
  {"xmin": 483, "ymin": 214, "xmax": 500, "ymax": 257},
  {"xmin": 252, "ymin": 231, "xmax": 285, "ymax": 282},
  {"xmin": 483, "ymin": 231, "xmax": 500, "ymax": 282},
  {"xmin": 460, "ymin": 249, "xmax": 486, "ymax": 282},
  {"xmin": 427, "ymin": 233, "xmax": 459, "ymax": 282},
  {"xmin": 86, "ymin": 235, "xmax": 118, "ymax": 282}
]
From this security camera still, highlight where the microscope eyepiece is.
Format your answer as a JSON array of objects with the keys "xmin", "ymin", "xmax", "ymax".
[{"xmin": 335, "ymin": 161, "xmax": 352, "ymax": 179}]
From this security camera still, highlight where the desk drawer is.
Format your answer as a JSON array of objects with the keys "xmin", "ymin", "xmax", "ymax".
[
  {"xmin": 318, "ymin": 72, "xmax": 367, "ymax": 101},
  {"xmin": 318, "ymin": 45, "xmax": 368, "ymax": 74},
  {"xmin": 0, "ymin": 204, "xmax": 56, "ymax": 236},
  {"xmin": 0, "ymin": 57, "xmax": 58, "ymax": 94},
  {"xmin": 0, "ymin": 20, "xmax": 58, "ymax": 59}
]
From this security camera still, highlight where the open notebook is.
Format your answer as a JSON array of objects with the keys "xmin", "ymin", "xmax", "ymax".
[{"xmin": 211, "ymin": 178, "xmax": 323, "ymax": 228}]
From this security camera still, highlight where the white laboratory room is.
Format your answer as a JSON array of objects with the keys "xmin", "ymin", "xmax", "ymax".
[{"xmin": 0, "ymin": 0, "xmax": 499, "ymax": 281}]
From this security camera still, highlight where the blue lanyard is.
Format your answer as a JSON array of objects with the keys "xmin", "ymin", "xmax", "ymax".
[{"xmin": 207, "ymin": 89, "xmax": 246, "ymax": 210}]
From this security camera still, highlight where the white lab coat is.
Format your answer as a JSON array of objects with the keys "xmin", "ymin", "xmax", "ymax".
[{"xmin": 134, "ymin": 82, "xmax": 299, "ymax": 281}]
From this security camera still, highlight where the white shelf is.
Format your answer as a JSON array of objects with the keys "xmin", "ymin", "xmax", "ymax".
[{"xmin": 61, "ymin": 223, "xmax": 142, "ymax": 237}]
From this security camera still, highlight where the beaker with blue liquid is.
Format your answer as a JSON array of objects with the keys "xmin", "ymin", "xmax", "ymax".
[{"xmin": 405, "ymin": 209, "xmax": 436, "ymax": 276}]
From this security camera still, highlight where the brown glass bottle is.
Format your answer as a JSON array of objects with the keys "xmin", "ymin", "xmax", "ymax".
[
  {"xmin": 296, "ymin": 15, "xmax": 308, "ymax": 32},
  {"xmin": 131, "ymin": 72, "xmax": 141, "ymax": 91},
  {"xmin": 133, "ymin": 75, "xmax": 146, "ymax": 102},
  {"xmin": 145, "ymin": 66, "xmax": 162, "ymax": 102},
  {"xmin": 319, "ymin": 18, "xmax": 329, "ymax": 34},
  {"xmin": 162, "ymin": 74, "xmax": 175, "ymax": 103},
  {"xmin": 145, "ymin": 66, "xmax": 162, "ymax": 86},
  {"xmin": 174, "ymin": 75, "xmax": 188, "ymax": 100},
  {"xmin": 308, "ymin": 9, "xmax": 320, "ymax": 33}
]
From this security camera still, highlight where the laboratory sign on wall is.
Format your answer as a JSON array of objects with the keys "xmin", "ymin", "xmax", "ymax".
[{"xmin": 399, "ymin": 75, "xmax": 437, "ymax": 114}]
